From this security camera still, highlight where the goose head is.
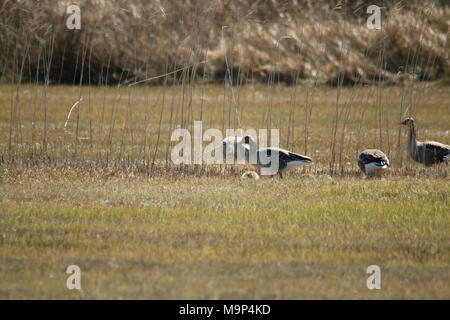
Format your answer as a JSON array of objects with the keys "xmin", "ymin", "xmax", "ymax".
[
  {"xmin": 401, "ymin": 117, "xmax": 415, "ymax": 128},
  {"xmin": 241, "ymin": 135, "xmax": 256, "ymax": 145},
  {"xmin": 238, "ymin": 135, "xmax": 258, "ymax": 150}
]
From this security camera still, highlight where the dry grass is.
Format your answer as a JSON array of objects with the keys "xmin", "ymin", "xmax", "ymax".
[{"xmin": 1, "ymin": 0, "xmax": 449, "ymax": 85}]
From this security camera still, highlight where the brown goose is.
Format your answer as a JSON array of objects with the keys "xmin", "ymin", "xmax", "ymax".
[
  {"xmin": 357, "ymin": 149, "xmax": 390, "ymax": 178},
  {"xmin": 238, "ymin": 135, "xmax": 312, "ymax": 178},
  {"xmin": 401, "ymin": 118, "xmax": 449, "ymax": 166}
]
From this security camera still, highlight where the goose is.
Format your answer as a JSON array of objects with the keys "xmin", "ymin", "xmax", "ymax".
[
  {"xmin": 357, "ymin": 149, "xmax": 390, "ymax": 178},
  {"xmin": 401, "ymin": 118, "xmax": 449, "ymax": 166},
  {"xmin": 238, "ymin": 135, "xmax": 312, "ymax": 178}
]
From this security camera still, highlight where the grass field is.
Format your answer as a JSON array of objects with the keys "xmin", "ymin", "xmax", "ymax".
[{"xmin": 0, "ymin": 83, "xmax": 449, "ymax": 299}]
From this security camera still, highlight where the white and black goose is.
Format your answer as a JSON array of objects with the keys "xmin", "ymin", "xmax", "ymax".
[
  {"xmin": 238, "ymin": 135, "xmax": 312, "ymax": 178},
  {"xmin": 357, "ymin": 149, "xmax": 390, "ymax": 178}
]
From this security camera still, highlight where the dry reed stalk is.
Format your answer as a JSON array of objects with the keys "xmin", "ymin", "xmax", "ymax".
[
  {"xmin": 42, "ymin": 31, "xmax": 55, "ymax": 155},
  {"xmin": 151, "ymin": 62, "xmax": 169, "ymax": 172}
]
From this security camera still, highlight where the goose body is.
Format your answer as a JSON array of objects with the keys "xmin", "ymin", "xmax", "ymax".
[
  {"xmin": 239, "ymin": 136, "xmax": 312, "ymax": 178},
  {"xmin": 402, "ymin": 118, "xmax": 449, "ymax": 166},
  {"xmin": 357, "ymin": 149, "xmax": 390, "ymax": 177}
]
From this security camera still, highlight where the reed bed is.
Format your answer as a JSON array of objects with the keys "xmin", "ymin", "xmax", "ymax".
[{"xmin": 1, "ymin": 0, "xmax": 449, "ymax": 85}]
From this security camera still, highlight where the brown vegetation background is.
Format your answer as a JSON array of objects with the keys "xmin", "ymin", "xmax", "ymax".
[{"xmin": 1, "ymin": 0, "xmax": 449, "ymax": 85}]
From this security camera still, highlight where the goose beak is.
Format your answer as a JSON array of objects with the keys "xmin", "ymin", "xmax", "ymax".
[{"xmin": 401, "ymin": 120, "xmax": 407, "ymax": 125}]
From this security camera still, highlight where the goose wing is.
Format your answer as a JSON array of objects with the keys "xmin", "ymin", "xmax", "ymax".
[
  {"xmin": 262, "ymin": 147, "xmax": 312, "ymax": 163},
  {"xmin": 285, "ymin": 150, "xmax": 313, "ymax": 163},
  {"xmin": 423, "ymin": 141, "xmax": 450, "ymax": 160}
]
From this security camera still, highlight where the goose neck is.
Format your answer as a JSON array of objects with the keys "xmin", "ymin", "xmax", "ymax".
[
  {"xmin": 248, "ymin": 137, "xmax": 257, "ymax": 153},
  {"xmin": 408, "ymin": 125, "xmax": 416, "ymax": 144},
  {"xmin": 407, "ymin": 125, "xmax": 418, "ymax": 154}
]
